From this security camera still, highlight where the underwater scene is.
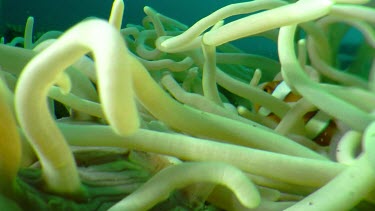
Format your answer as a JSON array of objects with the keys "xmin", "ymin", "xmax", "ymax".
[{"xmin": 1, "ymin": 0, "xmax": 375, "ymax": 210}]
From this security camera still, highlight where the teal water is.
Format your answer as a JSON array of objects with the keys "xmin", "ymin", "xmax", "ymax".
[
  {"xmin": 0, "ymin": 0, "xmax": 371, "ymax": 60},
  {"xmin": 1, "ymin": 0, "xmax": 246, "ymax": 31}
]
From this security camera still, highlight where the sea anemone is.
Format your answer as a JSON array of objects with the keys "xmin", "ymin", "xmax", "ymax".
[{"xmin": 0, "ymin": 0, "xmax": 375, "ymax": 210}]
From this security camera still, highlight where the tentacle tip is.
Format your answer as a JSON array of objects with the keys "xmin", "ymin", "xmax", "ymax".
[
  {"xmin": 144, "ymin": 6, "xmax": 151, "ymax": 12},
  {"xmin": 157, "ymin": 36, "xmax": 173, "ymax": 49},
  {"xmin": 111, "ymin": 121, "xmax": 140, "ymax": 137}
]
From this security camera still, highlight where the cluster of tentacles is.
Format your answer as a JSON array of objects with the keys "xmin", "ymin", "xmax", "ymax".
[{"xmin": 1, "ymin": 0, "xmax": 375, "ymax": 210}]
